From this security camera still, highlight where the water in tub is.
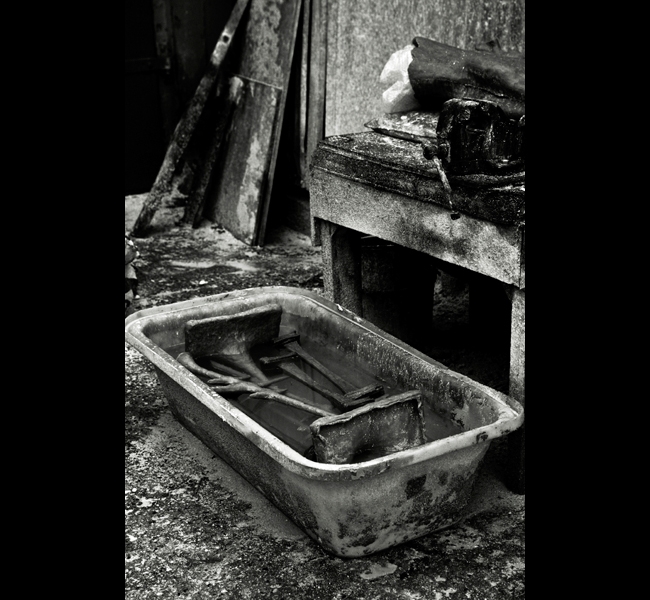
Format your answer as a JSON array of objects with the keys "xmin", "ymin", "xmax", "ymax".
[{"xmin": 165, "ymin": 341, "xmax": 462, "ymax": 460}]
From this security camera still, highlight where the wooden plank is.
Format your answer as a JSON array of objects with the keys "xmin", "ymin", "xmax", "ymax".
[
  {"xmin": 305, "ymin": 0, "xmax": 327, "ymax": 185},
  {"xmin": 181, "ymin": 77, "xmax": 245, "ymax": 227},
  {"xmin": 295, "ymin": 0, "xmax": 310, "ymax": 186},
  {"xmin": 205, "ymin": 0, "xmax": 303, "ymax": 246},
  {"xmin": 210, "ymin": 79, "xmax": 282, "ymax": 241},
  {"xmin": 131, "ymin": 0, "xmax": 251, "ymax": 237}
]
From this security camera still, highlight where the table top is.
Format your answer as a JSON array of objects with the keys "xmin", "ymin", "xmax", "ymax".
[{"xmin": 310, "ymin": 131, "xmax": 524, "ymax": 226}]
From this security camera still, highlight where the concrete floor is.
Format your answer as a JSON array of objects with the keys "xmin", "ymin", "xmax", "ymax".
[{"xmin": 125, "ymin": 195, "xmax": 524, "ymax": 600}]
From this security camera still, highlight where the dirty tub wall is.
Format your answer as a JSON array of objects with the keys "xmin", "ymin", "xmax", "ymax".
[{"xmin": 125, "ymin": 286, "xmax": 523, "ymax": 557}]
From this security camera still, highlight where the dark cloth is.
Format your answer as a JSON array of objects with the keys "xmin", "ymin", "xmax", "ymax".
[{"xmin": 408, "ymin": 37, "xmax": 525, "ymax": 119}]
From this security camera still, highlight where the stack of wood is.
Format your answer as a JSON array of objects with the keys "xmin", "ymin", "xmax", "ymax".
[{"xmin": 130, "ymin": 0, "xmax": 319, "ymax": 247}]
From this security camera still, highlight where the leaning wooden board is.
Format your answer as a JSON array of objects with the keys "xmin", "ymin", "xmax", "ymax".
[
  {"xmin": 205, "ymin": 0, "xmax": 302, "ymax": 246},
  {"xmin": 131, "ymin": 0, "xmax": 251, "ymax": 237}
]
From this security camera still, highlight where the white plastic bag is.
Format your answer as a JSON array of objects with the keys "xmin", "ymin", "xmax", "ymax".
[{"xmin": 379, "ymin": 44, "xmax": 420, "ymax": 113}]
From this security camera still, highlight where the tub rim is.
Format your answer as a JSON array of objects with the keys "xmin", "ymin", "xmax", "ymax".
[{"xmin": 125, "ymin": 286, "xmax": 523, "ymax": 481}]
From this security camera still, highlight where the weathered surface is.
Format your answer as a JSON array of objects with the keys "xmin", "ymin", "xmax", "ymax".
[
  {"xmin": 205, "ymin": 0, "xmax": 302, "ymax": 246},
  {"xmin": 507, "ymin": 287, "xmax": 525, "ymax": 494},
  {"xmin": 317, "ymin": 221, "xmax": 363, "ymax": 314},
  {"xmin": 508, "ymin": 288, "xmax": 525, "ymax": 404},
  {"xmin": 180, "ymin": 75, "xmax": 246, "ymax": 227},
  {"xmin": 310, "ymin": 391, "xmax": 426, "ymax": 464},
  {"xmin": 325, "ymin": 0, "xmax": 525, "ymax": 136},
  {"xmin": 365, "ymin": 110, "xmax": 440, "ymax": 143},
  {"xmin": 185, "ymin": 304, "xmax": 283, "ymax": 383},
  {"xmin": 311, "ymin": 174, "xmax": 524, "ymax": 287},
  {"xmin": 312, "ymin": 132, "xmax": 525, "ymax": 225},
  {"xmin": 185, "ymin": 305, "xmax": 282, "ymax": 359},
  {"xmin": 209, "ymin": 79, "xmax": 281, "ymax": 243}
]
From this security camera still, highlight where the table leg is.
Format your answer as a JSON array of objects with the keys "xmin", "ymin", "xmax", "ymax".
[
  {"xmin": 507, "ymin": 287, "xmax": 525, "ymax": 494},
  {"xmin": 318, "ymin": 221, "xmax": 363, "ymax": 314}
]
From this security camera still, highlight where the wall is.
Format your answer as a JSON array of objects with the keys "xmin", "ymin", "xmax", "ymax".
[{"xmin": 125, "ymin": 0, "xmax": 237, "ymax": 195}]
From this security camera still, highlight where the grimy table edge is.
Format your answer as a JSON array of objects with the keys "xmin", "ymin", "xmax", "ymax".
[
  {"xmin": 310, "ymin": 132, "xmax": 525, "ymax": 227},
  {"xmin": 310, "ymin": 133, "xmax": 524, "ymax": 288}
]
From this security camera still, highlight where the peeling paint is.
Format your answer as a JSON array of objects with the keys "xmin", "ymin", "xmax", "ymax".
[
  {"xmin": 229, "ymin": 75, "xmax": 244, "ymax": 103},
  {"xmin": 236, "ymin": 134, "xmax": 266, "ymax": 237}
]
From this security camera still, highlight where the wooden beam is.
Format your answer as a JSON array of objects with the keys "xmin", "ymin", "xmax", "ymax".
[
  {"xmin": 294, "ymin": 0, "xmax": 310, "ymax": 186},
  {"xmin": 305, "ymin": 0, "xmax": 327, "ymax": 187}
]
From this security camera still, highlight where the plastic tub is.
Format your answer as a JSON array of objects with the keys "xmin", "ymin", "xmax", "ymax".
[{"xmin": 125, "ymin": 286, "xmax": 523, "ymax": 557}]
